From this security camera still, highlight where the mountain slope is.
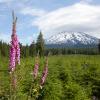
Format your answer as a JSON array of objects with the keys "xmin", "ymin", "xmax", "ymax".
[{"xmin": 45, "ymin": 32, "xmax": 99, "ymax": 48}]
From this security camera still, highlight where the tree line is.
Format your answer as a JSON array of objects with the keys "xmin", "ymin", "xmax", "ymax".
[{"xmin": 0, "ymin": 32, "xmax": 100, "ymax": 58}]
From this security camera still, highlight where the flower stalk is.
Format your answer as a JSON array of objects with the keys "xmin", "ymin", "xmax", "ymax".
[
  {"xmin": 9, "ymin": 11, "xmax": 20, "ymax": 100},
  {"xmin": 33, "ymin": 55, "xmax": 39, "ymax": 79},
  {"xmin": 40, "ymin": 57, "xmax": 48, "ymax": 86},
  {"xmin": 9, "ymin": 11, "xmax": 20, "ymax": 73}
]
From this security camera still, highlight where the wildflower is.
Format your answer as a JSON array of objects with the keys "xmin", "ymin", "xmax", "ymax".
[
  {"xmin": 40, "ymin": 57, "xmax": 48, "ymax": 86},
  {"xmin": 9, "ymin": 12, "xmax": 20, "ymax": 72}
]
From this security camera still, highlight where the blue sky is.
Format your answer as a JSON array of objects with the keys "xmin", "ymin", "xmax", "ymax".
[{"xmin": 0, "ymin": 0, "xmax": 100, "ymax": 45}]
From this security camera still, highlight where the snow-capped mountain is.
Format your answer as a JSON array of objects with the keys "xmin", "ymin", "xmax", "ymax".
[{"xmin": 45, "ymin": 32, "xmax": 99, "ymax": 48}]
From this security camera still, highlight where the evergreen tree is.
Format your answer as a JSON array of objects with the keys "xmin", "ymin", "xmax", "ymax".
[
  {"xmin": 25, "ymin": 45, "xmax": 29, "ymax": 57},
  {"xmin": 0, "ymin": 41, "xmax": 9, "ymax": 57},
  {"xmin": 0, "ymin": 49, "xmax": 1, "ymax": 59},
  {"xmin": 29, "ymin": 41, "xmax": 36, "ymax": 57},
  {"xmin": 36, "ymin": 31, "xmax": 45, "ymax": 57},
  {"xmin": 19, "ymin": 43, "xmax": 23, "ymax": 57}
]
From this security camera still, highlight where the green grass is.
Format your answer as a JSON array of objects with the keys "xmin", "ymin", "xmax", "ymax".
[{"xmin": 0, "ymin": 55, "xmax": 100, "ymax": 100}]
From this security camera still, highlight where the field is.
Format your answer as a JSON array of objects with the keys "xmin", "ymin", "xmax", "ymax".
[{"xmin": 0, "ymin": 55, "xmax": 100, "ymax": 100}]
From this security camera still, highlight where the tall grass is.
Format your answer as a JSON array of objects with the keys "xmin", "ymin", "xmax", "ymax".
[{"xmin": 0, "ymin": 55, "xmax": 100, "ymax": 100}]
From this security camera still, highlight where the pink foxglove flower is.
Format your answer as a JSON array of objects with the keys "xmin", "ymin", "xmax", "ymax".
[
  {"xmin": 40, "ymin": 57, "xmax": 48, "ymax": 85},
  {"xmin": 9, "ymin": 12, "xmax": 20, "ymax": 72},
  {"xmin": 33, "ymin": 56, "xmax": 39, "ymax": 79}
]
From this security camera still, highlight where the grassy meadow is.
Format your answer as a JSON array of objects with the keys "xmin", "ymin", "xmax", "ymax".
[{"xmin": 0, "ymin": 55, "xmax": 100, "ymax": 100}]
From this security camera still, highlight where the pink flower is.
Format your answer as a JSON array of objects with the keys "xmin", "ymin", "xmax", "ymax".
[
  {"xmin": 40, "ymin": 57, "xmax": 48, "ymax": 85},
  {"xmin": 40, "ymin": 67, "xmax": 48, "ymax": 85},
  {"xmin": 9, "ymin": 13, "xmax": 20, "ymax": 72},
  {"xmin": 9, "ymin": 45, "xmax": 16, "ymax": 72}
]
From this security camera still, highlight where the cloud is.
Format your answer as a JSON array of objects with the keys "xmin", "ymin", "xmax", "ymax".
[
  {"xmin": 0, "ymin": 0, "xmax": 29, "ymax": 3},
  {"xmin": 20, "ymin": 7, "xmax": 47, "ymax": 17},
  {"xmin": 0, "ymin": 0, "xmax": 13, "ymax": 3},
  {"xmin": 32, "ymin": 2, "xmax": 100, "ymax": 38},
  {"xmin": 80, "ymin": 0, "xmax": 93, "ymax": 3}
]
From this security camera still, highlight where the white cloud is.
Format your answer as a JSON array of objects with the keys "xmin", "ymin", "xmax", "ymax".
[
  {"xmin": 0, "ymin": 0, "xmax": 13, "ymax": 3},
  {"xmin": 32, "ymin": 3, "xmax": 100, "ymax": 38},
  {"xmin": 0, "ymin": 0, "xmax": 29, "ymax": 3},
  {"xmin": 80, "ymin": 0, "xmax": 93, "ymax": 3},
  {"xmin": 20, "ymin": 7, "xmax": 46, "ymax": 17}
]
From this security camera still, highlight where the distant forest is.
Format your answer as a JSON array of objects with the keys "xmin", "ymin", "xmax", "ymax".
[{"xmin": 0, "ymin": 32, "xmax": 100, "ymax": 58}]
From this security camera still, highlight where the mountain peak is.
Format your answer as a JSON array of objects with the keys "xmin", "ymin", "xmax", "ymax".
[{"xmin": 45, "ymin": 32, "xmax": 98, "ymax": 47}]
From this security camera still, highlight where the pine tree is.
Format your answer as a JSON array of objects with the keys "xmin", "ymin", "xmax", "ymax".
[
  {"xmin": 29, "ymin": 41, "xmax": 36, "ymax": 57},
  {"xmin": 25, "ymin": 45, "xmax": 29, "ymax": 57},
  {"xmin": 0, "ymin": 49, "xmax": 1, "ymax": 59},
  {"xmin": 36, "ymin": 31, "xmax": 45, "ymax": 57}
]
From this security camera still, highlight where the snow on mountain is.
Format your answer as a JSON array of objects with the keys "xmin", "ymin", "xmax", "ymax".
[{"xmin": 45, "ymin": 32, "xmax": 99, "ymax": 46}]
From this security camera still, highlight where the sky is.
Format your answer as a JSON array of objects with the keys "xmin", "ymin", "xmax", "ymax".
[{"xmin": 0, "ymin": 0, "xmax": 100, "ymax": 45}]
